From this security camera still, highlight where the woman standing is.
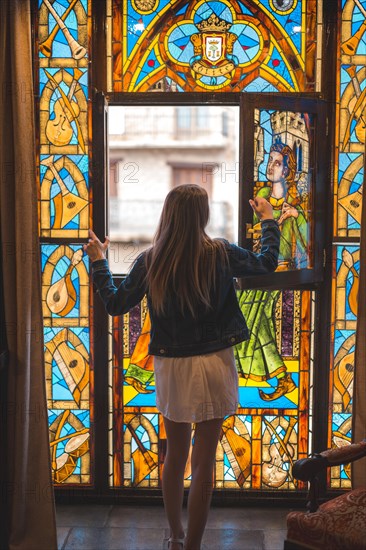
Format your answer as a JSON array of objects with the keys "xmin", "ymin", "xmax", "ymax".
[{"xmin": 84, "ymin": 185, "xmax": 280, "ymax": 550}]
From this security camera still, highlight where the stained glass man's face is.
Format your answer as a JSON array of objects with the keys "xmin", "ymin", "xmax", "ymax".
[{"xmin": 266, "ymin": 151, "xmax": 286, "ymax": 184}]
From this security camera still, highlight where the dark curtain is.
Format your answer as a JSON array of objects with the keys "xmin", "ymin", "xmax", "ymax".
[
  {"xmin": 0, "ymin": 240, "xmax": 9, "ymax": 549},
  {"xmin": 0, "ymin": 1, "xmax": 57, "ymax": 548}
]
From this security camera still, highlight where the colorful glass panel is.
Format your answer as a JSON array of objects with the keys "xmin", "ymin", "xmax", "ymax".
[
  {"xmin": 251, "ymin": 108, "xmax": 313, "ymax": 272},
  {"xmin": 49, "ymin": 408, "xmax": 91, "ymax": 484},
  {"xmin": 335, "ymin": 0, "xmax": 365, "ymax": 238},
  {"xmin": 110, "ymin": 0, "xmax": 320, "ymax": 92},
  {"xmin": 39, "ymin": 0, "xmax": 90, "ymax": 239},
  {"xmin": 38, "ymin": 0, "xmax": 88, "ymax": 65},
  {"xmin": 40, "ymin": 152, "xmax": 89, "ymax": 238},
  {"xmin": 38, "ymin": 0, "xmax": 92, "ymax": 484},
  {"xmin": 41, "ymin": 244, "xmax": 89, "ymax": 327},
  {"xmin": 337, "ymin": 152, "xmax": 364, "ymax": 237},
  {"xmin": 330, "ymin": 413, "xmax": 353, "ymax": 488},
  {"xmin": 44, "ymin": 327, "xmax": 90, "ymax": 409},
  {"xmin": 328, "ymin": 0, "xmax": 365, "ymax": 487},
  {"xmin": 111, "ymin": 290, "xmax": 312, "ymax": 490},
  {"xmin": 329, "ymin": 244, "xmax": 359, "ymax": 489}
]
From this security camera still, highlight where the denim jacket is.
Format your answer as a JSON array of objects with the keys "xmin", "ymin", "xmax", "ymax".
[{"xmin": 91, "ymin": 219, "xmax": 280, "ymax": 357}]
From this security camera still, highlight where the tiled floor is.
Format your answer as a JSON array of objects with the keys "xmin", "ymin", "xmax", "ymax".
[{"xmin": 57, "ymin": 504, "xmax": 294, "ymax": 550}]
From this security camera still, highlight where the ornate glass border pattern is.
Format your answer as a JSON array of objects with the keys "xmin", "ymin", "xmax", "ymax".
[
  {"xmin": 109, "ymin": 0, "xmax": 320, "ymax": 92},
  {"xmin": 329, "ymin": 245, "xmax": 359, "ymax": 489},
  {"xmin": 328, "ymin": 0, "xmax": 365, "ymax": 488},
  {"xmin": 38, "ymin": 0, "xmax": 92, "ymax": 485},
  {"xmin": 334, "ymin": 0, "xmax": 365, "ymax": 238}
]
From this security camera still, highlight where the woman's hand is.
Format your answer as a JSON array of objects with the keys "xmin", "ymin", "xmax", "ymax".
[
  {"xmin": 83, "ymin": 229, "xmax": 110, "ymax": 262},
  {"xmin": 249, "ymin": 197, "xmax": 274, "ymax": 221}
]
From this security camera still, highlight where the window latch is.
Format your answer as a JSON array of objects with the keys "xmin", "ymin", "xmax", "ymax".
[{"xmin": 246, "ymin": 223, "xmax": 254, "ymax": 238}]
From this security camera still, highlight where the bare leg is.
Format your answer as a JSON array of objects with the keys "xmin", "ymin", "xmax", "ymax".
[
  {"xmin": 185, "ymin": 418, "xmax": 223, "ymax": 550},
  {"xmin": 162, "ymin": 416, "xmax": 191, "ymax": 549}
]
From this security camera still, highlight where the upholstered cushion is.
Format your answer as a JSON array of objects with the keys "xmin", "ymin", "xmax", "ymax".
[{"xmin": 286, "ymin": 488, "xmax": 366, "ymax": 550}]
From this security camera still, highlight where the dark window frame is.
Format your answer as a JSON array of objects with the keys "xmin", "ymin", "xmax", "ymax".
[{"xmin": 77, "ymin": 90, "xmax": 333, "ymax": 504}]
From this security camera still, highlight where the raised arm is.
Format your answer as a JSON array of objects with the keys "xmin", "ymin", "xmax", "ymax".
[
  {"xmin": 84, "ymin": 230, "xmax": 147, "ymax": 315},
  {"xmin": 228, "ymin": 197, "xmax": 280, "ymax": 277}
]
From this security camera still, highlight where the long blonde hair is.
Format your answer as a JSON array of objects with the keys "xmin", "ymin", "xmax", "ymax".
[{"xmin": 145, "ymin": 185, "xmax": 228, "ymax": 317}]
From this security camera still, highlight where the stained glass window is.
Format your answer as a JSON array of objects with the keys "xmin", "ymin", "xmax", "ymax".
[
  {"xmin": 38, "ymin": 0, "xmax": 92, "ymax": 485},
  {"xmin": 49, "ymin": 408, "xmax": 91, "ymax": 484},
  {"xmin": 250, "ymin": 108, "xmax": 314, "ymax": 272},
  {"xmin": 41, "ymin": 244, "xmax": 89, "ymax": 326},
  {"xmin": 329, "ymin": 244, "xmax": 360, "ymax": 489},
  {"xmin": 110, "ymin": 290, "xmax": 313, "ymax": 489},
  {"xmin": 334, "ymin": 0, "xmax": 365, "ymax": 239},
  {"xmin": 103, "ymin": 0, "xmax": 325, "ymax": 493},
  {"xmin": 328, "ymin": 0, "xmax": 365, "ymax": 488},
  {"xmin": 108, "ymin": 0, "xmax": 321, "ymax": 93},
  {"xmin": 33, "ymin": 0, "xmax": 365, "ymax": 496}
]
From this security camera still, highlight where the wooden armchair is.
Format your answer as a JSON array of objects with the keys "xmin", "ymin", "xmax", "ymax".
[{"xmin": 284, "ymin": 440, "xmax": 366, "ymax": 550}]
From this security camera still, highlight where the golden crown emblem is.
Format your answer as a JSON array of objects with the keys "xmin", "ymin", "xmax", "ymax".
[{"xmin": 196, "ymin": 14, "xmax": 232, "ymax": 32}]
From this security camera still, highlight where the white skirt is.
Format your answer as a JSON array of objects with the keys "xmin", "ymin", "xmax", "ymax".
[{"xmin": 154, "ymin": 347, "xmax": 239, "ymax": 423}]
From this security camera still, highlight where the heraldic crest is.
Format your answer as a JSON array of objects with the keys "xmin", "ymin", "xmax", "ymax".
[{"xmin": 190, "ymin": 14, "xmax": 239, "ymax": 85}]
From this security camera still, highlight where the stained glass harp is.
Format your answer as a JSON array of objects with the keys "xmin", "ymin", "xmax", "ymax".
[{"xmin": 108, "ymin": 0, "xmax": 321, "ymax": 93}]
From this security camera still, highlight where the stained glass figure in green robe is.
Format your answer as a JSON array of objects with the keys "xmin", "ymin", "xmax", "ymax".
[{"xmin": 236, "ymin": 139, "xmax": 308, "ymax": 401}]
